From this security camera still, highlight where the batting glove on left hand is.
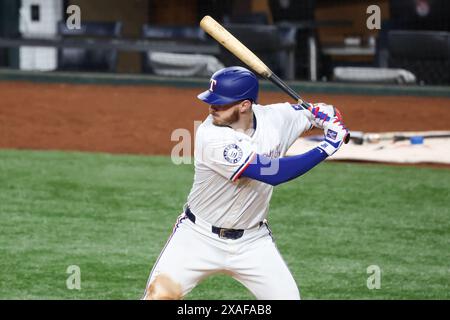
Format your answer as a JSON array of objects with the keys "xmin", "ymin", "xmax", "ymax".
[{"xmin": 317, "ymin": 118, "xmax": 349, "ymax": 156}]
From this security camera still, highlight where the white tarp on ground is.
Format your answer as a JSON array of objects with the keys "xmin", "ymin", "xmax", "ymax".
[{"xmin": 286, "ymin": 131, "xmax": 450, "ymax": 164}]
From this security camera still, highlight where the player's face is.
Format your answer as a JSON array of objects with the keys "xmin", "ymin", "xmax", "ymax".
[{"xmin": 209, "ymin": 101, "xmax": 241, "ymax": 126}]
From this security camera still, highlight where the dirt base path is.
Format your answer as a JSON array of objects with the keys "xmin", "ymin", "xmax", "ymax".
[{"xmin": 1, "ymin": 81, "xmax": 449, "ymax": 155}]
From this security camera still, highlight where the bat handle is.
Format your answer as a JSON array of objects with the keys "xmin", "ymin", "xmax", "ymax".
[
  {"xmin": 268, "ymin": 73, "xmax": 306, "ymax": 107},
  {"xmin": 267, "ymin": 73, "xmax": 350, "ymax": 144}
]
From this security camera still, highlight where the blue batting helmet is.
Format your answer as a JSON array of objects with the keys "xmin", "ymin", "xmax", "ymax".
[{"xmin": 197, "ymin": 66, "xmax": 259, "ymax": 105}]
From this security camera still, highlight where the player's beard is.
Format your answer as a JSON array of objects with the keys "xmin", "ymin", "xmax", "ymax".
[{"xmin": 212, "ymin": 107, "xmax": 240, "ymax": 127}]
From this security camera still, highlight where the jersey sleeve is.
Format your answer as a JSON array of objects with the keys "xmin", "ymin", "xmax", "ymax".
[
  {"xmin": 266, "ymin": 102, "xmax": 314, "ymax": 149},
  {"xmin": 278, "ymin": 102, "xmax": 313, "ymax": 134},
  {"xmin": 197, "ymin": 131, "xmax": 256, "ymax": 182}
]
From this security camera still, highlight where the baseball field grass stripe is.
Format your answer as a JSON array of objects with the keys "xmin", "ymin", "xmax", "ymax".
[{"xmin": 0, "ymin": 149, "xmax": 449, "ymax": 299}]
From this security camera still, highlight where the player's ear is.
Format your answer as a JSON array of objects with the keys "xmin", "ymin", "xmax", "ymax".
[{"xmin": 240, "ymin": 99, "xmax": 252, "ymax": 113}]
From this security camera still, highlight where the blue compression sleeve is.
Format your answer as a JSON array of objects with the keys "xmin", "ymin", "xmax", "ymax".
[{"xmin": 240, "ymin": 147, "xmax": 328, "ymax": 186}]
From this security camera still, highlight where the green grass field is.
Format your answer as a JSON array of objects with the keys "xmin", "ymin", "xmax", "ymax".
[{"xmin": 0, "ymin": 149, "xmax": 449, "ymax": 300}]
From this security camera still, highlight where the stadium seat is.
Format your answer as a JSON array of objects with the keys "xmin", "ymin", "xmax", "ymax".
[
  {"xmin": 57, "ymin": 21, "xmax": 122, "ymax": 72},
  {"xmin": 223, "ymin": 13, "xmax": 270, "ymax": 25},
  {"xmin": 141, "ymin": 25, "xmax": 208, "ymax": 43},
  {"xmin": 140, "ymin": 25, "xmax": 211, "ymax": 74},
  {"xmin": 219, "ymin": 23, "xmax": 297, "ymax": 80},
  {"xmin": 139, "ymin": 23, "xmax": 296, "ymax": 79},
  {"xmin": 386, "ymin": 30, "xmax": 450, "ymax": 85}
]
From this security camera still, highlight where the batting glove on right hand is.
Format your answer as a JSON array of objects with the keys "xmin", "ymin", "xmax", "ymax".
[{"xmin": 317, "ymin": 118, "xmax": 349, "ymax": 156}]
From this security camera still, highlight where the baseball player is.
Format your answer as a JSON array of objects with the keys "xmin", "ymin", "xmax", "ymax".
[{"xmin": 142, "ymin": 66, "xmax": 348, "ymax": 300}]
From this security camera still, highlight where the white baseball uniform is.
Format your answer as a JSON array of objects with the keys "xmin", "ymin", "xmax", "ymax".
[{"xmin": 143, "ymin": 102, "xmax": 313, "ymax": 300}]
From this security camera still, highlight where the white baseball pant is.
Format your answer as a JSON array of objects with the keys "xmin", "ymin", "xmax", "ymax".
[{"xmin": 142, "ymin": 213, "xmax": 300, "ymax": 300}]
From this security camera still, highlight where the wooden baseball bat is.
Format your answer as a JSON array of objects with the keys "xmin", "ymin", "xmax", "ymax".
[
  {"xmin": 200, "ymin": 15, "xmax": 308, "ymax": 108},
  {"xmin": 200, "ymin": 15, "xmax": 350, "ymax": 143}
]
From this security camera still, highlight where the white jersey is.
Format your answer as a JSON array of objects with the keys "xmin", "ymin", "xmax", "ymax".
[{"xmin": 186, "ymin": 102, "xmax": 312, "ymax": 229}]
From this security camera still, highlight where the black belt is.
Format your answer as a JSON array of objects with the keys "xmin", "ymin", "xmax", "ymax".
[{"xmin": 185, "ymin": 207, "xmax": 245, "ymax": 240}]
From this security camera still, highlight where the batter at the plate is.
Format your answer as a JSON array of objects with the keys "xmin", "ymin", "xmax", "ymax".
[{"xmin": 142, "ymin": 66, "xmax": 349, "ymax": 300}]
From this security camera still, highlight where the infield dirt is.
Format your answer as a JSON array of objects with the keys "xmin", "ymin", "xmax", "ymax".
[{"xmin": 1, "ymin": 81, "xmax": 449, "ymax": 156}]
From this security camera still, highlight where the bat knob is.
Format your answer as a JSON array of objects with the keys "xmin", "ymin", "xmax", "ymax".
[{"xmin": 344, "ymin": 133, "xmax": 351, "ymax": 144}]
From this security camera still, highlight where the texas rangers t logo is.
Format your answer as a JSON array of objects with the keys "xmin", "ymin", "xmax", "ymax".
[{"xmin": 209, "ymin": 79, "xmax": 217, "ymax": 92}]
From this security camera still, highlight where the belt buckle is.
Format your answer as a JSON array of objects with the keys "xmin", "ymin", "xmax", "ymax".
[{"xmin": 219, "ymin": 228, "xmax": 227, "ymax": 239}]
